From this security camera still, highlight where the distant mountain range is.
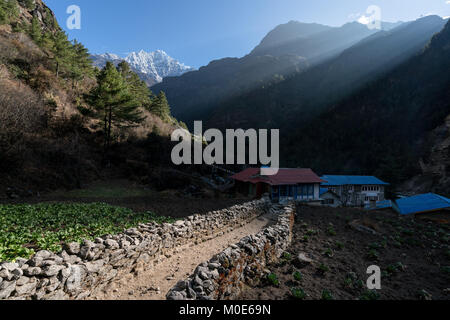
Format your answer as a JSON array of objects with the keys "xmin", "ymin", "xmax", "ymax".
[
  {"xmin": 90, "ymin": 50, "xmax": 195, "ymax": 86},
  {"xmin": 282, "ymin": 17, "xmax": 450, "ymax": 193},
  {"xmin": 152, "ymin": 20, "xmax": 406, "ymax": 124},
  {"xmin": 206, "ymin": 15, "xmax": 447, "ymax": 130},
  {"xmin": 151, "ymin": 15, "xmax": 450, "ymax": 192}
]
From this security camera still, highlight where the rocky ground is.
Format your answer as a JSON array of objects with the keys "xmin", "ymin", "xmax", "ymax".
[
  {"xmin": 240, "ymin": 205, "xmax": 450, "ymax": 300},
  {"xmin": 90, "ymin": 213, "xmax": 275, "ymax": 300}
]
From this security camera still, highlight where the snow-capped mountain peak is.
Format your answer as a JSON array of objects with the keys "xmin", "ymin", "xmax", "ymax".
[
  {"xmin": 99, "ymin": 53, "xmax": 121, "ymax": 60},
  {"xmin": 90, "ymin": 50, "xmax": 195, "ymax": 86},
  {"xmin": 124, "ymin": 50, "xmax": 193, "ymax": 83}
]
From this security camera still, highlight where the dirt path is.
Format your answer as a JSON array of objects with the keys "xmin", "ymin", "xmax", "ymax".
[{"xmin": 90, "ymin": 213, "xmax": 276, "ymax": 300}]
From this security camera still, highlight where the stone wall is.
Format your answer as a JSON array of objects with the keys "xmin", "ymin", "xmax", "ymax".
[
  {"xmin": 166, "ymin": 203, "xmax": 295, "ymax": 300},
  {"xmin": 0, "ymin": 199, "xmax": 270, "ymax": 300}
]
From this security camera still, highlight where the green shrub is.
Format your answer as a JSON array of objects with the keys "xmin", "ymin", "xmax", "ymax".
[
  {"xmin": 291, "ymin": 287, "xmax": 306, "ymax": 300},
  {"xmin": 267, "ymin": 273, "xmax": 279, "ymax": 286},
  {"xmin": 360, "ymin": 290, "xmax": 380, "ymax": 300},
  {"xmin": 322, "ymin": 289, "xmax": 334, "ymax": 300},
  {"xmin": 327, "ymin": 225, "xmax": 336, "ymax": 236},
  {"xmin": 318, "ymin": 263, "xmax": 329, "ymax": 274},
  {"xmin": 335, "ymin": 241, "xmax": 344, "ymax": 250},
  {"xmin": 282, "ymin": 252, "xmax": 292, "ymax": 260},
  {"xmin": 293, "ymin": 271, "xmax": 303, "ymax": 282},
  {"xmin": 323, "ymin": 248, "xmax": 334, "ymax": 258},
  {"xmin": 366, "ymin": 249, "xmax": 379, "ymax": 261}
]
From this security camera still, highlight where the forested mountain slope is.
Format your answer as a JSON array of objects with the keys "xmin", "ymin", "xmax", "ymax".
[
  {"xmin": 206, "ymin": 15, "xmax": 447, "ymax": 130},
  {"xmin": 282, "ymin": 19, "xmax": 450, "ymax": 192},
  {"xmin": 152, "ymin": 21, "xmax": 379, "ymax": 126}
]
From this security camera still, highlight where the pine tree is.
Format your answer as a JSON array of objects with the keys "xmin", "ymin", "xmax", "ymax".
[
  {"xmin": 40, "ymin": 31, "xmax": 54, "ymax": 50},
  {"xmin": 29, "ymin": 16, "xmax": 42, "ymax": 44},
  {"xmin": 117, "ymin": 61, "xmax": 152, "ymax": 110},
  {"xmin": 50, "ymin": 30, "xmax": 71, "ymax": 78},
  {"xmin": 85, "ymin": 62, "xmax": 144, "ymax": 161},
  {"xmin": 150, "ymin": 91, "xmax": 172, "ymax": 122},
  {"xmin": 68, "ymin": 39, "xmax": 93, "ymax": 87},
  {"xmin": 0, "ymin": 0, "xmax": 19, "ymax": 25},
  {"xmin": 24, "ymin": 0, "xmax": 36, "ymax": 10}
]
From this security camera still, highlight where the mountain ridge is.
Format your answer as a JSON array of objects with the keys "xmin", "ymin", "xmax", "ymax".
[
  {"xmin": 280, "ymin": 19, "xmax": 450, "ymax": 191},
  {"xmin": 153, "ymin": 20, "xmax": 383, "ymax": 125},
  {"xmin": 202, "ymin": 15, "xmax": 447, "ymax": 130}
]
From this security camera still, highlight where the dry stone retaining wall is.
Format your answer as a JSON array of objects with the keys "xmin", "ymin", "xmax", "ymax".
[
  {"xmin": 0, "ymin": 199, "xmax": 270, "ymax": 300},
  {"xmin": 166, "ymin": 203, "xmax": 296, "ymax": 300}
]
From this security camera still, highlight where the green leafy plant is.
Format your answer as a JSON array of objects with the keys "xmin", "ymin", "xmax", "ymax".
[
  {"xmin": 318, "ymin": 263, "xmax": 329, "ymax": 274},
  {"xmin": 282, "ymin": 252, "xmax": 292, "ymax": 260},
  {"xmin": 267, "ymin": 273, "xmax": 279, "ymax": 286},
  {"xmin": 327, "ymin": 225, "xmax": 336, "ymax": 236},
  {"xmin": 291, "ymin": 287, "xmax": 306, "ymax": 300},
  {"xmin": 386, "ymin": 262, "xmax": 405, "ymax": 276},
  {"xmin": 322, "ymin": 289, "xmax": 334, "ymax": 300},
  {"xmin": 366, "ymin": 249, "xmax": 379, "ymax": 261},
  {"xmin": 0, "ymin": 203, "xmax": 173, "ymax": 261},
  {"xmin": 323, "ymin": 248, "xmax": 334, "ymax": 258},
  {"xmin": 293, "ymin": 271, "xmax": 303, "ymax": 282},
  {"xmin": 335, "ymin": 241, "xmax": 344, "ymax": 250},
  {"xmin": 360, "ymin": 290, "xmax": 380, "ymax": 300}
]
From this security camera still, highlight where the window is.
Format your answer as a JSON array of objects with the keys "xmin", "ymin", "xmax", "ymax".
[
  {"xmin": 323, "ymin": 199, "xmax": 334, "ymax": 205},
  {"xmin": 272, "ymin": 186, "xmax": 279, "ymax": 193},
  {"xmin": 280, "ymin": 186, "xmax": 287, "ymax": 197},
  {"xmin": 288, "ymin": 186, "xmax": 294, "ymax": 197},
  {"xmin": 363, "ymin": 185, "xmax": 380, "ymax": 192}
]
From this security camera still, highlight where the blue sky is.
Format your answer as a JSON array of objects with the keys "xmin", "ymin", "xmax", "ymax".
[{"xmin": 45, "ymin": 0, "xmax": 450, "ymax": 68}]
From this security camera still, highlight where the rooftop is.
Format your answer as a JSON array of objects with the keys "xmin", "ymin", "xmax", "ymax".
[
  {"xmin": 393, "ymin": 193, "xmax": 450, "ymax": 215},
  {"xmin": 321, "ymin": 175, "xmax": 389, "ymax": 186},
  {"xmin": 231, "ymin": 168, "xmax": 324, "ymax": 186}
]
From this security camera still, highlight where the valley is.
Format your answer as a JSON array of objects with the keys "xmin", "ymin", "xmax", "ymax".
[{"xmin": 0, "ymin": 0, "xmax": 449, "ymax": 303}]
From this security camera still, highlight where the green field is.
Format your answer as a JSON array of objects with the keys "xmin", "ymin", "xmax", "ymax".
[
  {"xmin": 0, "ymin": 203, "xmax": 174, "ymax": 262},
  {"xmin": 48, "ymin": 181, "xmax": 154, "ymax": 199}
]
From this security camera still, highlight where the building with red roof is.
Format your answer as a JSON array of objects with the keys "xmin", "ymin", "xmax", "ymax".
[{"xmin": 231, "ymin": 168, "xmax": 325, "ymax": 202}]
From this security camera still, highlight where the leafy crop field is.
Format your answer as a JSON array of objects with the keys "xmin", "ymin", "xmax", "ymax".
[
  {"xmin": 0, "ymin": 203, "xmax": 174, "ymax": 262},
  {"xmin": 241, "ymin": 206, "xmax": 450, "ymax": 300}
]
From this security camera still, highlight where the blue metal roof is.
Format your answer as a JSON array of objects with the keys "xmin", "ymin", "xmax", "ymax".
[
  {"xmin": 320, "ymin": 175, "xmax": 389, "ymax": 186},
  {"xmin": 394, "ymin": 193, "xmax": 450, "ymax": 215},
  {"xmin": 320, "ymin": 188, "xmax": 330, "ymax": 196}
]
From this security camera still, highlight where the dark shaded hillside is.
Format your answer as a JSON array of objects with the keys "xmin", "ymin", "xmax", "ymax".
[
  {"xmin": 153, "ymin": 54, "xmax": 309, "ymax": 125},
  {"xmin": 283, "ymin": 20, "xmax": 450, "ymax": 189},
  {"xmin": 153, "ymin": 22, "xmax": 378, "ymax": 127},
  {"xmin": 206, "ymin": 16, "xmax": 447, "ymax": 130}
]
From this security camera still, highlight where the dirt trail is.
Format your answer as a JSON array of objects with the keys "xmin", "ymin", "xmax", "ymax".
[{"xmin": 90, "ymin": 213, "xmax": 276, "ymax": 300}]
